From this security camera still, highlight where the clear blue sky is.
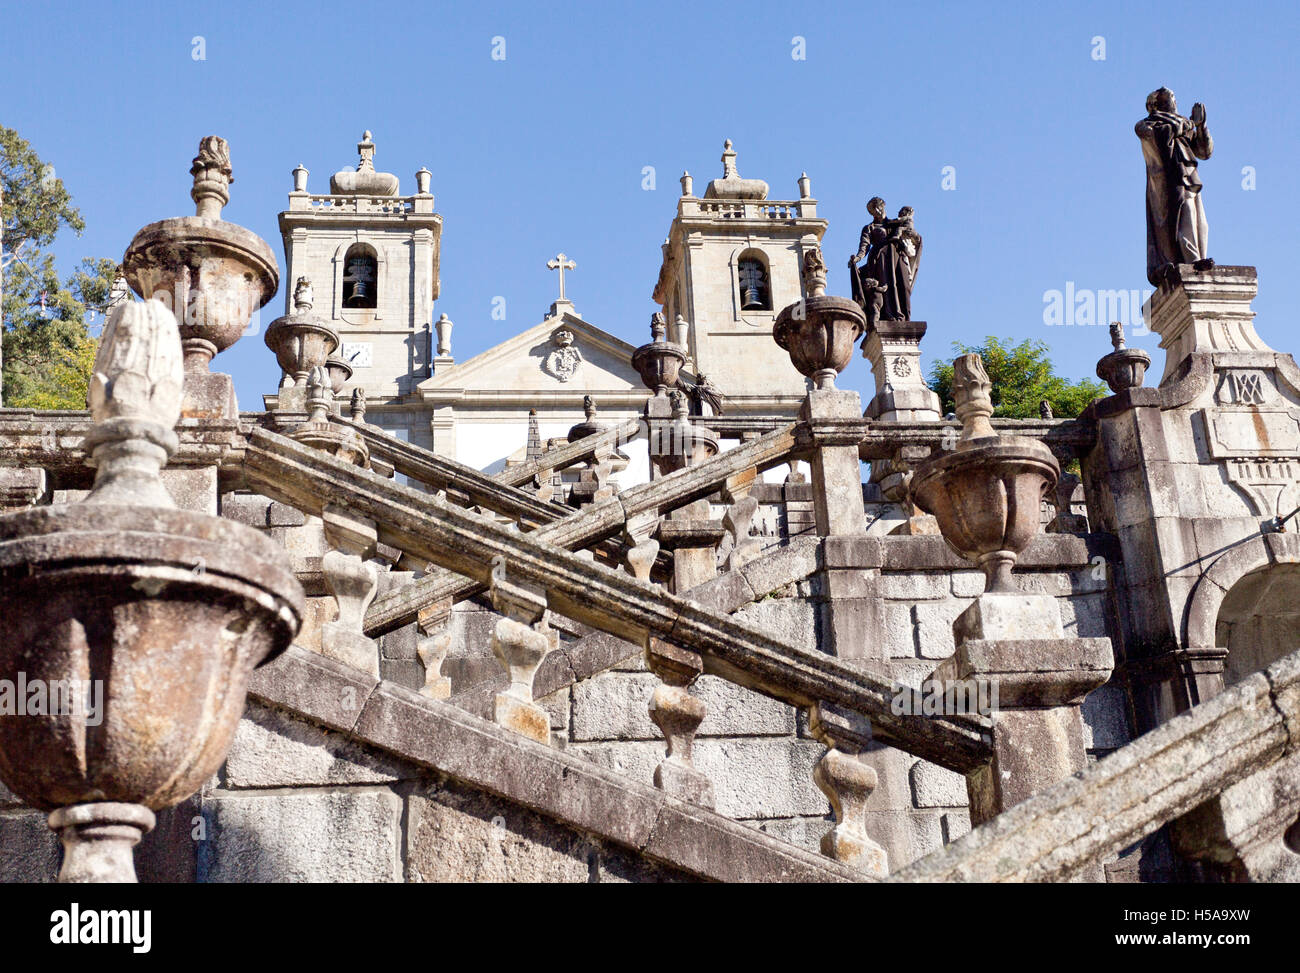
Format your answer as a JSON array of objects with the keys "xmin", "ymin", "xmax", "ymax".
[{"xmin": 3, "ymin": 0, "xmax": 1298, "ymax": 407}]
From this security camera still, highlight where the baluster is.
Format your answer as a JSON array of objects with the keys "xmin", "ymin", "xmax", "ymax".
[
  {"xmin": 645, "ymin": 637, "xmax": 713, "ymax": 808},
  {"xmin": 488, "ymin": 559, "xmax": 554, "ymax": 744},
  {"xmin": 720, "ymin": 469, "xmax": 760, "ymax": 572},
  {"xmin": 416, "ymin": 598, "xmax": 453, "ymax": 699},
  {"xmin": 320, "ymin": 503, "xmax": 381, "ymax": 678},
  {"xmin": 622, "ymin": 511, "xmax": 661, "ymax": 582},
  {"xmin": 808, "ymin": 702, "xmax": 888, "ymax": 877}
]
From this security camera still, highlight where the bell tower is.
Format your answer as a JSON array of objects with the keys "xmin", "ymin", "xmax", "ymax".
[
  {"xmin": 277, "ymin": 131, "xmax": 441, "ymax": 397},
  {"xmin": 651, "ymin": 140, "xmax": 827, "ymax": 411}
]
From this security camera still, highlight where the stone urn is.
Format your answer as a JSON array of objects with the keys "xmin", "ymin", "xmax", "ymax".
[
  {"xmin": 773, "ymin": 248, "xmax": 865, "ymax": 390},
  {"xmin": 654, "ymin": 389, "xmax": 719, "ymax": 475},
  {"xmin": 123, "ymin": 137, "xmax": 278, "ymax": 375},
  {"xmin": 290, "ymin": 366, "xmax": 370, "ymax": 468},
  {"xmin": 632, "ymin": 312, "xmax": 688, "ymax": 395},
  {"xmin": 324, "ymin": 354, "xmax": 355, "ymax": 395},
  {"xmin": 1095, "ymin": 321, "xmax": 1151, "ymax": 393},
  {"xmin": 909, "ymin": 354, "xmax": 1059, "ymax": 593},
  {"xmin": 0, "ymin": 300, "xmax": 303, "ymax": 882},
  {"xmin": 265, "ymin": 276, "xmax": 339, "ymax": 386}
]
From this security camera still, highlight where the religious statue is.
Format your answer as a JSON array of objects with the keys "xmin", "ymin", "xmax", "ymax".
[
  {"xmin": 849, "ymin": 198, "xmax": 921, "ymax": 322},
  {"xmin": 293, "ymin": 276, "xmax": 313, "ymax": 312},
  {"xmin": 1136, "ymin": 88, "xmax": 1214, "ymax": 286},
  {"xmin": 673, "ymin": 372, "xmax": 726, "ymax": 417}
]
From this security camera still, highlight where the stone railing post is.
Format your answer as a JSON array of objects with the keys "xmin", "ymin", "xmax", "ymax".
[
  {"xmin": 808, "ymin": 701, "xmax": 887, "ymax": 877},
  {"xmin": 645, "ymin": 637, "xmax": 713, "ymax": 808},
  {"xmin": 488, "ymin": 560, "xmax": 554, "ymax": 744},
  {"xmin": 655, "ymin": 498, "xmax": 726, "ymax": 593},
  {"xmin": 930, "ymin": 601, "xmax": 1112, "ymax": 830}
]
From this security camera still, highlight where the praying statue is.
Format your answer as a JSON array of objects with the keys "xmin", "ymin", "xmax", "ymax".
[
  {"xmin": 849, "ymin": 198, "xmax": 921, "ymax": 322},
  {"xmin": 1136, "ymin": 87, "xmax": 1214, "ymax": 286}
]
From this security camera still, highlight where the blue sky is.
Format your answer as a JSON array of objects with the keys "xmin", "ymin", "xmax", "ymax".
[{"xmin": 3, "ymin": 0, "xmax": 1298, "ymax": 407}]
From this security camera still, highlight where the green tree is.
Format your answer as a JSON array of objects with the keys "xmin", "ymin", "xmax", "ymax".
[
  {"xmin": 929, "ymin": 336, "xmax": 1107, "ymax": 419},
  {"xmin": 2, "ymin": 126, "xmax": 118, "ymax": 408}
]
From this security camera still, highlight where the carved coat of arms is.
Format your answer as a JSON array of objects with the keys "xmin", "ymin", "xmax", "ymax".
[{"xmin": 544, "ymin": 328, "xmax": 583, "ymax": 382}]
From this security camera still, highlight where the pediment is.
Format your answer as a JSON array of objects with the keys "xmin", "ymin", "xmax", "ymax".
[{"xmin": 418, "ymin": 312, "xmax": 645, "ymax": 394}]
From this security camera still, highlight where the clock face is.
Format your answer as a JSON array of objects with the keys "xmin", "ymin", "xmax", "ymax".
[{"xmin": 341, "ymin": 341, "xmax": 373, "ymax": 368}]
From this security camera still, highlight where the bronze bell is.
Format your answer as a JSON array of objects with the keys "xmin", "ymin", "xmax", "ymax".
[
  {"xmin": 344, "ymin": 256, "xmax": 376, "ymax": 307},
  {"xmin": 738, "ymin": 260, "xmax": 768, "ymax": 310}
]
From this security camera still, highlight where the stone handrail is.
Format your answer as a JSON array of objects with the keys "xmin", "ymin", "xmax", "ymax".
[
  {"xmin": 332, "ymin": 412, "xmax": 643, "ymax": 496},
  {"xmin": 361, "ymin": 421, "xmax": 801, "ymax": 635},
  {"xmin": 891, "ymin": 648, "xmax": 1300, "ymax": 882},
  {"xmin": 242, "ymin": 425, "xmax": 993, "ymax": 772}
]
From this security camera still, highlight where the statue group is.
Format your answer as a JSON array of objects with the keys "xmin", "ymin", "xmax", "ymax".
[
  {"xmin": 1136, "ymin": 87, "xmax": 1214, "ymax": 285},
  {"xmin": 848, "ymin": 197, "xmax": 921, "ymax": 326}
]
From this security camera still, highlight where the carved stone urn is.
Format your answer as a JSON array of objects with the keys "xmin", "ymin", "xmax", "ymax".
[
  {"xmin": 123, "ymin": 137, "xmax": 278, "ymax": 378},
  {"xmin": 1095, "ymin": 321, "xmax": 1151, "ymax": 393},
  {"xmin": 909, "ymin": 354, "xmax": 1059, "ymax": 593},
  {"xmin": 265, "ymin": 276, "xmax": 339, "ymax": 388},
  {"xmin": 773, "ymin": 248, "xmax": 866, "ymax": 390},
  {"xmin": 0, "ymin": 300, "xmax": 303, "ymax": 882},
  {"xmin": 632, "ymin": 312, "xmax": 688, "ymax": 395},
  {"xmin": 290, "ymin": 366, "xmax": 370, "ymax": 468}
]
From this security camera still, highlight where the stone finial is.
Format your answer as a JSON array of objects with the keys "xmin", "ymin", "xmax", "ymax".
[
  {"xmin": 952, "ymin": 353, "xmax": 996, "ymax": 442},
  {"xmin": 673, "ymin": 314, "xmax": 689, "ymax": 346},
  {"xmin": 350, "ymin": 387, "xmax": 366, "ymax": 421},
  {"xmin": 306, "ymin": 364, "xmax": 332, "ymax": 423},
  {"xmin": 680, "ymin": 171, "xmax": 693, "ymax": 197},
  {"xmin": 1110, "ymin": 321, "xmax": 1126, "ymax": 351},
  {"xmin": 83, "ymin": 299, "xmax": 185, "ymax": 508},
  {"xmin": 293, "ymin": 276, "xmax": 314, "ymax": 312},
  {"xmin": 1039, "ymin": 399, "xmax": 1054, "ymax": 419},
  {"xmin": 798, "ymin": 171, "xmax": 811, "ymax": 199},
  {"xmin": 669, "ymin": 388, "xmax": 688, "ymax": 420},
  {"xmin": 435, "ymin": 313, "xmax": 454, "ymax": 356},
  {"xmin": 650, "ymin": 311, "xmax": 668, "ymax": 343},
  {"xmin": 721, "ymin": 139, "xmax": 738, "ymax": 179},
  {"xmin": 801, "ymin": 246, "xmax": 828, "ymax": 299},
  {"xmin": 292, "ymin": 163, "xmax": 308, "ymax": 193},
  {"xmin": 190, "ymin": 136, "xmax": 233, "ymax": 219},
  {"xmin": 357, "ymin": 130, "xmax": 376, "ymax": 172},
  {"xmin": 415, "ymin": 166, "xmax": 432, "ymax": 195},
  {"xmin": 583, "ymin": 394, "xmax": 597, "ymax": 422}
]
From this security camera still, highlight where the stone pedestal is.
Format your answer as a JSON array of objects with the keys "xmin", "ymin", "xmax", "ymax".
[
  {"xmin": 655, "ymin": 499, "xmax": 725, "ymax": 593},
  {"xmin": 861, "ymin": 321, "xmax": 942, "ymax": 421},
  {"xmin": 801, "ymin": 388, "xmax": 865, "ymax": 536},
  {"xmin": 931, "ymin": 595, "xmax": 1113, "ymax": 834},
  {"xmin": 181, "ymin": 370, "xmax": 239, "ymax": 420},
  {"xmin": 1144, "ymin": 265, "xmax": 1268, "ymax": 385}
]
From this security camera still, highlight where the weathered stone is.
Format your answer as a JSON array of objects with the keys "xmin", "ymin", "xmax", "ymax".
[
  {"xmin": 571, "ymin": 672, "xmax": 794, "ymax": 741},
  {"xmin": 198, "ymin": 788, "xmax": 402, "ymax": 882},
  {"xmin": 909, "ymin": 760, "xmax": 969, "ymax": 808},
  {"xmin": 224, "ymin": 701, "xmax": 411, "ymax": 788},
  {"xmin": 0, "ymin": 810, "xmax": 62, "ymax": 882}
]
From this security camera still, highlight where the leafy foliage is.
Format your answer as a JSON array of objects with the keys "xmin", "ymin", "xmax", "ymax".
[
  {"xmin": 2, "ymin": 127, "xmax": 118, "ymax": 408},
  {"xmin": 929, "ymin": 336, "xmax": 1108, "ymax": 419}
]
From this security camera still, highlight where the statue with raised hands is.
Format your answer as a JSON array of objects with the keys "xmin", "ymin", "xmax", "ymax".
[{"xmin": 1136, "ymin": 87, "xmax": 1214, "ymax": 285}]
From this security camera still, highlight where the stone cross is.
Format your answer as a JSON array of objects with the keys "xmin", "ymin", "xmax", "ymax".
[{"xmin": 547, "ymin": 253, "xmax": 576, "ymax": 302}]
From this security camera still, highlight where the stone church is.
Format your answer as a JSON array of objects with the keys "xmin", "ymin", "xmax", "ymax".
[{"xmin": 0, "ymin": 103, "xmax": 1297, "ymax": 883}]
